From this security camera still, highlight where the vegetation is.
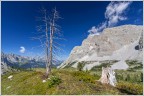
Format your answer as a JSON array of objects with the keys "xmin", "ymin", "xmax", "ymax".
[
  {"xmin": 115, "ymin": 70, "xmax": 143, "ymax": 83},
  {"xmin": 91, "ymin": 62, "xmax": 113, "ymax": 71},
  {"xmin": 64, "ymin": 62, "xmax": 76, "ymax": 68},
  {"xmin": 1, "ymin": 68, "xmax": 143, "ymax": 95},
  {"xmin": 77, "ymin": 62, "xmax": 84, "ymax": 71},
  {"xmin": 126, "ymin": 60, "xmax": 143, "ymax": 71},
  {"xmin": 47, "ymin": 76, "xmax": 62, "ymax": 88},
  {"xmin": 116, "ymin": 81, "xmax": 143, "ymax": 95}
]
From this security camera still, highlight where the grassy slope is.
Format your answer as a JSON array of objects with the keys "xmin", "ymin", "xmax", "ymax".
[{"xmin": 1, "ymin": 68, "xmax": 143, "ymax": 95}]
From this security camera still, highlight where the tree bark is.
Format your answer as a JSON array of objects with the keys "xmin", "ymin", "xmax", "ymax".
[
  {"xmin": 99, "ymin": 67, "xmax": 117, "ymax": 87},
  {"xmin": 44, "ymin": 9, "xmax": 50, "ymax": 78}
]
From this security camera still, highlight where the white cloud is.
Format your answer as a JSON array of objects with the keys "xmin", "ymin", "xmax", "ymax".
[
  {"xmin": 88, "ymin": 1, "xmax": 132, "ymax": 35},
  {"xmin": 97, "ymin": 21, "xmax": 107, "ymax": 32},
  {"xmin": 20, "ymin": 46, "xmax": 26, "ymax": 53},
  {"xmin": 88, "ymin": 26, "xmax": 98, "ymax": 34},
  {"xmin": 105, "ymin": 1, "xmax": 132, "ymax": 27},
  {"xmin": 88, "ymin": 21, "xmax": 107, "ymax": 35}
]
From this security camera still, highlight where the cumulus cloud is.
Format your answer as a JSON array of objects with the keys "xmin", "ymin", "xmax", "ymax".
[
  {"xmin": 20, "ymin": 46, "xmax": 26, "ymax": 53},
  {"xmin": 105, "ymin": 1, "xmax": 132, "ymax": 27},
  {"xmin": 88, "ymin": 1, "xmax": 132, "ymax": 35},
  {"xmin": 88, "ymin": 21, "xmax": 107, "ymax": 35},
  {"xmin": 88, "ymin": 26, "xmax": 98, "ymax": 34}
]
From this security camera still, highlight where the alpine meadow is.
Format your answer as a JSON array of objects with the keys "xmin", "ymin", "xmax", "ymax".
[{"xmin": 1, "ymin": 1, "xmax": 143, "ymax": 95}]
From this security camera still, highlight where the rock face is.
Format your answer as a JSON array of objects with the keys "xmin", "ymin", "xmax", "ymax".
[
  {"xmin": 1, "ymin": 62, "xmax": 9, "ymax": 75},
  {"xmin": 58, "ymin": 25, "xmax": 143, "ymax": 70}
]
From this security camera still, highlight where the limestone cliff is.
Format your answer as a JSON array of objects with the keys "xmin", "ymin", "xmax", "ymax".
[{"xmin": 58, "ymin": 25, "xmax": 143, "ymax": 70}]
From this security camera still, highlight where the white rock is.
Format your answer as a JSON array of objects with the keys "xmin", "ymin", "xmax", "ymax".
[
  {"xmin": 89, "ymin": 46, "xmax": 93, "ymax": 50},
  {"xmin": 8, "ymin": 75, "xmax": 13, "ymax": 80},
  {"xmin": 42, "ymin": 80, "xmax": 46, "ymax": 83},
  {"xmin": 6, "ymin": 86, "xmax": 11, "ymax": 89}
]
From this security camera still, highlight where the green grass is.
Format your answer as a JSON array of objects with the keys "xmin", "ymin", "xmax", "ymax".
[
  {"xmin": 1, "ymin": 68, "xmax": 143, "ymax": 95},
  {"xmin": 116, "ymin": 81, "xmax": 143, "ymax": 95},
  {"xmin": 115, "ymin": 70, "xmax": 143, "ymax": 83},
  {"xmin": 126, "ymin": 60, "xmax": 143, "ymax": 71}
]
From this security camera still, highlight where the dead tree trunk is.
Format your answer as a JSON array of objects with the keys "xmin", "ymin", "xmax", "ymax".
[
  {"xmin": 44, "ymin": 9, "xmax": 50, "ymax": 78},
  {"xmin": 99, "ymin": 67, "xmax": 117, "ymax": 86},
  {"xmin": 99, "ymin": 67, "xmax": 110, "ymax": 84},
  {"xmin": 48, "ymin": 8, "xmax": 60, "ymax": 76},
  {"xmin": 35, "ymin": 7, "xmax": 61, "ymax": 78}
]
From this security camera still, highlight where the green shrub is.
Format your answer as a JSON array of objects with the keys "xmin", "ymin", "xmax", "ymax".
[
  {"xmin": 77, "ymin": 62, "xmax": 84, "ymax": 71},
  {"xmin": 115, "ymin": 70, "xmax": 142, "ymax": 83},
  {"xmin": 140, "ymin": 72, "xmax": 143, "ymax": 82},
  {"xmin": 71, "ymin": 71, "xmax": 99, "ymax": 83},
  {"xmin": 125, "ymin": 74, "xmax": 130, "ymax": 81},
  {"xmin": 117, "ymin": 81, "xmax": 143, "ymax": 95},
  {"xmin": 64, "ymin": 62, "xmax": 76, "ymax": 68},
  {"xmin": 126, "ymin": 60, "xmax": 143, "ymax": 71},
  {"xmin": 91, "ymin": 63, "xmax": 113, "ymax": 71},
  {"xmin": 47, "ymin": 76, "xmax": 62, "ymax": 88}
]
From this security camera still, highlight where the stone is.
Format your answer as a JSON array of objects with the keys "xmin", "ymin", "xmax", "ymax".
[
  {"xmin": 8, "ymin": 75, "xmax": 13, "ymax": 80},
  {"xmin": 42, "ymin": 80, "xmax": 46, "ymax": 83}
]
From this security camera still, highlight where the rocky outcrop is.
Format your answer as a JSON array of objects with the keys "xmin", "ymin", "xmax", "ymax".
[{"xmin": 58, "ymin": 25, "xmax": 143, "ymax": 70}]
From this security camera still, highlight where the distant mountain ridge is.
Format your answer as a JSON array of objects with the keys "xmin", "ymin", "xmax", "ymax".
[
  {"xmin": 58, "ymin": 25, "xmax": 143, "ymax": 70},
  {"xmin": 1, "ymin": 52, "xmax": 62, "ymax": 74}
]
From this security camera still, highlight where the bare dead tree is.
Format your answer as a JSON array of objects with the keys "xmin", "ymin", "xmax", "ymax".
[
  {"xmin": 33, "ymin": 7, "xmax": 62, "ymax": 78},
  {"xmin": 48, "ymin": 7, "xmax": 61, "ymax": 76}
]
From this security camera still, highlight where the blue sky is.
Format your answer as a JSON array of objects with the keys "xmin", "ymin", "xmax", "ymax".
[{"xmin": 1, "ymin": 1, "xmax": 143, "ymax": 60}]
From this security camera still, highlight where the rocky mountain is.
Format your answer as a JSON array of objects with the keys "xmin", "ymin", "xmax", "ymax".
[
  {"xmin": 1, "ymin": 52, "xmax": 44, "ymax": 67},
  {"xmin": 58, "ymin": 25, "xmax": 143, "ymax": 70},
  {"xmin": 1, "ymin": 52, "xmax": 62, "ymax": 74}
]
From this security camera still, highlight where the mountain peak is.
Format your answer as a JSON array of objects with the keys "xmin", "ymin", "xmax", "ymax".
[{"xmin": 58, "ymin": 25, "xmax": 143, "ymax": 69}]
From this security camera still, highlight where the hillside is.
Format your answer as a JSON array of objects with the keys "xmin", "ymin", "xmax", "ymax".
[
  {"xmin": 58, "ymin": 25, "xmax": 143, "ymax": 70},
  {"xmin": 1, "ymin": 68, "xmax": 143, "ymax": 95}
]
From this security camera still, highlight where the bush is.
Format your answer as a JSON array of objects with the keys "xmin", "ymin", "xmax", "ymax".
[
  {"xmin": 117, "ymin": 81, "xmax": 143, "ymax": 95},
  {"xmin": 64, "ymin": 62, "xmax": 76, "ymax": 68},
  {"xmin": 140, "ymin": 72, "xmax": 143, "ymax": 82},
  {"xmin": 47, "ymin": 76, "xmax": 62, "ymax": 88},
  {"xmin": 91, "ymin": 63, "xmax": 112, "ymax": 71},
  {"xmin": 77, "ymin": 62, "xmax": 84, "ymax": 71},
  {"xmin": 125, "ymin": 74, "xmax": 130, "ymax": 81},
  {"xmin": 71, "ymin": 71, "xmax": 99, "ymax": 83}
]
